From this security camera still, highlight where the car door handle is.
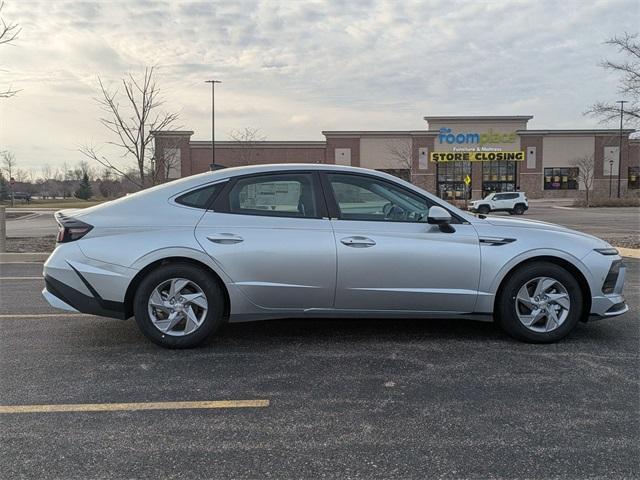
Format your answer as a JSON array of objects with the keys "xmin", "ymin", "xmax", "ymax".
[
  {"xmin": 340, "ymin": 236, "xmax": 376, "ymax": 248},
  {"xmin": 206, "ymin": 233, "xmax": 244, "ymax": 244}
]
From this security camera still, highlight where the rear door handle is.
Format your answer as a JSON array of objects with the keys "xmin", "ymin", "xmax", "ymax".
[
  {"xmin": 207, "ymin": 233, "xmax": 244, "ymax": 244},
  {"xmin": 340, "ymin": 236, "xmax": 376, "ymax": 248}
]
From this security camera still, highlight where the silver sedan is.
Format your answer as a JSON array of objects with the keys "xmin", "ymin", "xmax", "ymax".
[{"xmin": 43, "ymin": 164, "xmax": 628, "ymax": 348}]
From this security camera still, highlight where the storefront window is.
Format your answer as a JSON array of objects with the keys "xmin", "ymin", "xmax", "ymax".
[
  {"xmin": 629, "ymin": 167, "xmax": 640, "ymax": 190},
  {"xmin": 437, "ymin": 161, "xmax": 471, "ymax": 200},
  {"xmin": 543, "ymin": 167, "xmax": 578, "ymax": 190},
  {"xmin": 482, "ymin": 160, "xmax": 517, "ymax": 197}
]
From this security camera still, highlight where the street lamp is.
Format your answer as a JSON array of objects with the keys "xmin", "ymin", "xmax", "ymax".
[
  {"xmin": 616, "ymin": 100, "xmax": 626, "ymax": 198},
  {"xmin": 205, "ymin": 80, "xmax": 222, "ymax": 170},
  {"xmin": 609, "ymin": 159, "xmax": 614, "ymax": 198}
]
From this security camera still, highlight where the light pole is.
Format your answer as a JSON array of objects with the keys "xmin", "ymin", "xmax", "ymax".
[
  {"xmin": 609, "ymin": 159, "xmax": 614, "ymax": 197},
  {"xmin": 616, "ymin": 100, "xmax": 626, "ymax": 198},
  {"xmin": 205, "ymin": 80, "xmax": 222, "ymax": 170}
]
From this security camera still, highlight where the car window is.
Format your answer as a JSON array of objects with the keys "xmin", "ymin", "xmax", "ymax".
[
  {"xmin": 226, "ymin": 173, "xmax": 319, "ymax": 218},
  {"xmin": 326, "ymin": 173, "xmax": 432, "ymax": 222},
  {"xmin": 175, "ymin": 182, "xmax": 224, "ymax": 209}
]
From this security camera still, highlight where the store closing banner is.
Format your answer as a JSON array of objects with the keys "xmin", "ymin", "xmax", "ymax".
[{"xmin": 431, "ymin": 151, "xmax": 525, "ymax": 162}]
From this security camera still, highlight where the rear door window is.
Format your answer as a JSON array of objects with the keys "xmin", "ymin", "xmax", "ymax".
[{"xmin": 219, "ymin": 173, "xmax": 322, "ymax": 218}]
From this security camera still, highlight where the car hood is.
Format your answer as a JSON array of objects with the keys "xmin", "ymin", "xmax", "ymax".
[{"xmin": 480, "ymin": 215, "xmax": 610, "ymax": 247}]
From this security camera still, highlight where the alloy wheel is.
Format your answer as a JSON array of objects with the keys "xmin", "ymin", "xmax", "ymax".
[
  {"xmin": 515, "ymin": 276, "xmax": 571, "ymax": 333},
  {"xmin": 147, "ymin": 278, "xmax": 208, "ymax": 336}
]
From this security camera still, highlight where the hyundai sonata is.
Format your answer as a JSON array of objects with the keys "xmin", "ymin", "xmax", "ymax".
[{"xmin": 43, "ymin": 164, "xmax": 628, "ymax": 348}]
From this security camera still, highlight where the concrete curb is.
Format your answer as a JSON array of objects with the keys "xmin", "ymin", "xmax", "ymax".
[
  {"xmin": 618, "ymin": 248, "xmax": 640, "ymax": 259},
  {"xmin": 0, "ymin": 252, "xmax": 50, "ymax": 263}
]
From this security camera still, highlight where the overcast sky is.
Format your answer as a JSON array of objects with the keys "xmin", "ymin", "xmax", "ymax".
[{"xmin": 1, "ymin": 0, "xmax": 639, "ymax": 173}]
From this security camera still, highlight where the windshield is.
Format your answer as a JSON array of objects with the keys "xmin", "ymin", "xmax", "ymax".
[{"xmin": 483, "ymin": 193, "xmax": 495, "ymax": 200}]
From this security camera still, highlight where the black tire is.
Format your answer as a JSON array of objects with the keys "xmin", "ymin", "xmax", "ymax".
[
  {"xmin": 477, "ymin": 205, "xmax": 490, "ymax": 215},
  {"xmin": 133, "ymin": 263, "xmax": 226, "ymax": 349},
  {"xmin": 496, "ymin": 262, "xmax": 583, "ymax": 343},
  {"xmin": 513, "ymin": 204, "xmax": 525, "ymax": 215}
]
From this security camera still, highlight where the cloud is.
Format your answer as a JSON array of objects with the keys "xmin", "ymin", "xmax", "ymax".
[{"xmin": 1, "ymin": 0, "xmax": 638, "ymax": 170}]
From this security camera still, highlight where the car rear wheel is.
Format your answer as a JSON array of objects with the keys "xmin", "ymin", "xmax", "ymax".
[
  {"xmin": 513, "ymin": 204, "xmax": 525, "ymax": 215},
  {"xmin": 133, "ymin": 263, "xmax": 226, "ymax": 348},
  {"xmin": 496, "ymin": 262, "xmax": 583, "ymax": 343}
]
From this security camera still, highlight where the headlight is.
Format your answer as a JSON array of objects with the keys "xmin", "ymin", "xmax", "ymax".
[{"xmin": 594, "ymin": 248, "xmax": 619, "ymax": 256}]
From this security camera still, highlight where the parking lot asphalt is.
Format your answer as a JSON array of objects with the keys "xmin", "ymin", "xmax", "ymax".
[{"xmin": 0, "ymin": 260, "xmax": 638, "ymax": 479}]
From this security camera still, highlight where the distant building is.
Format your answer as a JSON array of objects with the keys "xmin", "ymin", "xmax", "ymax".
[{"xmin": 152, "ymin": 115, "xmax": 640, "ymax": 200}]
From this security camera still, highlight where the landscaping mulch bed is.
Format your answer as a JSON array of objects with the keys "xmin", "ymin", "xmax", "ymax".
[{"xmin": 5, "ymin": 236, "xmax": 57, "ymax": 253}]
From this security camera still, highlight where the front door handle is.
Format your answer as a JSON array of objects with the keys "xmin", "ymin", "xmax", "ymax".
[
  {"xmin": 207, "ymin": 233, "xmax": 244, "ymax": 244},
  {"xmin": 340, "ymin": 236, "xmax": 376, "ymax": 248}
]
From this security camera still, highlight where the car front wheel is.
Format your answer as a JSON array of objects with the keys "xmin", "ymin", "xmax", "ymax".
[
  {"xmin": 512, "ymin": 204, "xmax": 525, "ymax": 215},
  {"xmin": 133, "ymin": 263, "xmax": 226, "ymax": 348},
  {"xmin": 477, "ymin": 205, "xmax": 490, "ymax": 215},
  {"xmin": 496, "ymin": 262, "xmax": 583, "ymax": 343}
]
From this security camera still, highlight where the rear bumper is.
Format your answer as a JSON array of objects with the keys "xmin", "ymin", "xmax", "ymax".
[{"xmin": 43, "ymin": 274, "xmax": 127, "ymax": 319}]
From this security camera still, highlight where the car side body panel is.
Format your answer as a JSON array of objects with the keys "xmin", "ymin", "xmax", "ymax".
[{"xmin": 41, "ymin": 164, "xmax": 628, "ymax": 329}]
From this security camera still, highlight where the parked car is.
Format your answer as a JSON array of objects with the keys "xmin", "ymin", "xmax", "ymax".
[
  {"xmin": 470, "ymin": 192, "xmax": 528, "ymax": 215},
  {"xmin": 43, "ymin": 164, "xmax": 627, "ymax": 348},
  {"xmin": 12, "ymin": 191, "xmax": 32, "ymax": 203}
]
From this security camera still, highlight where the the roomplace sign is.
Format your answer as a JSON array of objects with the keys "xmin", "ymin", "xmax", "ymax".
[
  {"xmin": 438, "ymin": 127, "xmax": 517, "ymax": 145},
  {"xmin": 431, "ymin": 151, "xmax": 525, "ymax": 163}
]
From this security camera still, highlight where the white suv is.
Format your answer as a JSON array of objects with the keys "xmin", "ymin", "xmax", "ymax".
[{"xmin": 470, "ymin": 192, "xmax": 529, "ymax": 215}]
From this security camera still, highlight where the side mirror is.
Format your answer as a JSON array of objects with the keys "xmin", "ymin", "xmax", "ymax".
[{"xmin": 427, "ymin": 206, "xmax": 455, "ymax": 233}]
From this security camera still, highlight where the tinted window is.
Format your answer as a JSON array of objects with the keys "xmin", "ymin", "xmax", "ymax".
[
  {"xmin": 227, "ymin": 173, "xmax": 319, "ymax": 218},
  {"xmin": 175, "ymin": 183, "xmax": 224, "ymax": 209},
  {"xmin": 327, "ymin": 173, "xmax": 432, "ymax": 222}
]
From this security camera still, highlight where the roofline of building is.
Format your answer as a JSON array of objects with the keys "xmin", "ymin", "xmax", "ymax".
[
  {"xmin": 190, "ymin": 140, "xmax": 327, "ymax": 149},
  {"xmin": 517, "ymin": 129, "xmax": 636, "ymax": 135},
  {"xmin": 150, "ymin": 130, "xmax": 194, "ymax": 136},
  {"xmin": 424, "ymin": 116, "xmax": 534, "ymax": 122},
  {"xmin": 322, "ymin": 130, "xmax": 438, "ymax": 137}
]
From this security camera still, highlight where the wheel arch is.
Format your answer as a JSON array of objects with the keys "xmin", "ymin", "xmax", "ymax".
[
  {"xmin": 123, "ymin": 255, "xmax": 231, "ymax": 320},
  {"xmin": 493, "ymin": 255, "xmax": 592, "ymax": 321}
]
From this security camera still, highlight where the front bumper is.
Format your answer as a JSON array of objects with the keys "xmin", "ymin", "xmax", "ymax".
[{"xmin": 585, "ymin": 255, "xmax": 628, "ymax": 320}]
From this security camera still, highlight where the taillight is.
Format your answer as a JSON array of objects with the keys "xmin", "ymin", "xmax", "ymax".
[{"xmin": 55, "ymin": 213, "xmax": 93, "ymax": 243}]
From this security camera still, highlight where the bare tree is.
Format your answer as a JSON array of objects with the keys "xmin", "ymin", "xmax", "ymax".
[
  {"xmin": 386, "ymin": 140, "xmax": 415, "ymax": 183},
  {"xmin": 1, "ymin": 150, "xmax": 15, "ymax": 179},
  {"xmin": 228, "ymin": 127, "xmax": 266, "ymax": 165},
  {"xmin": 586, "ymin": 32, "xmax": 639, "ymax": 127},
  {"xmin": 80, "ymin": 66, "xmax": 180, "ymax": 188},
  {"xmin": 572, "ymin": 154, "xmax": 596, "ymax": 207},
  {"xmin": 0, "ymin": 1, "xmax": 21, "ymax": 98}
]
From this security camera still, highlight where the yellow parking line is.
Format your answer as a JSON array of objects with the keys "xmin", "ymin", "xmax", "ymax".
[{"xmin": 0, "ymin": 399, "xmax": 270, "ymax": 414}]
